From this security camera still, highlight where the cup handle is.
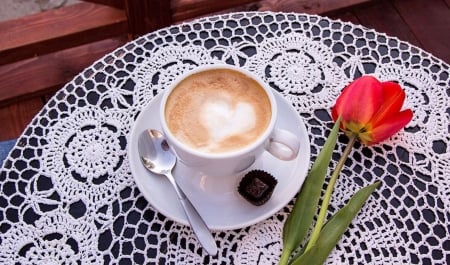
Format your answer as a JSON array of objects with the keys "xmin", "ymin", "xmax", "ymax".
[{"xmin": 265, "ymin": 128, "xmax": 300, "ymax": 161}]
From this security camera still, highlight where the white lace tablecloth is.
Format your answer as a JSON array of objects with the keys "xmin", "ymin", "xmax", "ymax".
[{"xmin": 1, "ymin": 12, "xmax": 449, "ymax": 264}]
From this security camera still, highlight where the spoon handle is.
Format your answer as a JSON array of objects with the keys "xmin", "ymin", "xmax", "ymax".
[{"xmin": 166, "ymin": 172, "xmax": 218, "ymax": 256}]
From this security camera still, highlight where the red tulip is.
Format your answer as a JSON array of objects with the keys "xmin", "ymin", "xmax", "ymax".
[
  {"xmin": 280, "ymin": 76, "xmax": 413, "ymax": 264},
  {"xmin": 332, "ymin": 76, "xmax": 413, "ymax": 145}
]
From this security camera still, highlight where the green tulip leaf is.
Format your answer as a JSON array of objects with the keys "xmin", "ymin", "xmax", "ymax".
[
  {"xmin": 279, "ymin": 118, "xmax": 341, "ymax": 265},
  {"xmin": 289, "ymin": 181, "xmax": 381, "ymax": 265}
]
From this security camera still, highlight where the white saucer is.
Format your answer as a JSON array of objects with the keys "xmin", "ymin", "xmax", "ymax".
[{"xmin": 128, "ymin": 91, "xmax": 311, "ymax": 230}]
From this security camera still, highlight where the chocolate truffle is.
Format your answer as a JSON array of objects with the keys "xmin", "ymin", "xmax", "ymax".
[{"xmin": 238, "ymin": 170, "xmax": 277, "ymax": 206}]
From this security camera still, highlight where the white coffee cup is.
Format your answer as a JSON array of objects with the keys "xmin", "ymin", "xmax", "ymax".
[{"xmin": 160, "ymin": 64, "xmax": 300, "ymax": 177}]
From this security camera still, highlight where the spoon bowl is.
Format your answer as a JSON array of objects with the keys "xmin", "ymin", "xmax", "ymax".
[
  {"xmin": 138, "ymin": 129, "xmax": 175, "ymax": 174},
  {"xmin": 138, "ymin": 129, "xmax": 218, "ymax": 256}
]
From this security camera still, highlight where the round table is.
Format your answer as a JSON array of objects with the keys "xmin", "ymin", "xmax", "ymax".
[{"xmin": 1, "ymin": 12, "xmax": 448, "ymax": 264}]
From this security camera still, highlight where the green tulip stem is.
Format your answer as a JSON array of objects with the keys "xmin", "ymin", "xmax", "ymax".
[
  {"xmin": 304, "ymin": 134, "xmax": 357, "ymax": 252},
  {"xmin": 279, "ymin": 248, "xmax": 291, "ymax": 265}
]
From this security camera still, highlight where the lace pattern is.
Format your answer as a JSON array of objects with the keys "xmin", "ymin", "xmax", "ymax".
[{"xmin": 1, "ymin": 12, "xmax": 449, "ymax": 264}]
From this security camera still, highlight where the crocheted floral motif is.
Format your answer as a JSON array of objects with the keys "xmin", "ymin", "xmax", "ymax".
[{"xmin": 41, "ymin": 107, "xmax": 133, "ymax": 203}]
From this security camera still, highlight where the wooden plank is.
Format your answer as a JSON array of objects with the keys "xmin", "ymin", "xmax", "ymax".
[
  {"xmin": 125, "ymin": 0, "xmax": 172, "ymax": 38},
  {"xmin": 257, "ymin": 0, "xmax": 372, "ymax": 14},
  {"xmin": 172, "ymin": 0, "xmax": 260, "ymax": 21},
  {"xmin": 393, "ymin": 0, "xmax": 450, "ymax": 63},
  {"xmin": 0, "ymin": 37, "xmax": 127, "ymax": 107},
  {"xmin": 82, "ymin": 0, "xmax": 125, "ymax": 9},
  {"xmin": 172, "ymin": 0, "xmax": 372, "ymax": 23},
  {"xmin": 0, "ymin": 2, "xmax": 128, "ymax": 65},
  {"xmin": 352, "ymin": 0, "xmax": 421, "ymax": 47},
  {"xmin": 0, "ymin": 97, "xmax": 44, "ymax": 141}
]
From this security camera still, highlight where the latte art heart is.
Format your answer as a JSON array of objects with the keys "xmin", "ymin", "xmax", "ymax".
[{"xmin": 201, "ymin": 99, "xmax": 256, "ymax": 144}]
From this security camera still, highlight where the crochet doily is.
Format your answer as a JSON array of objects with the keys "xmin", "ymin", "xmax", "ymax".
[{"xmin": 1, "ymin": 12, "xmax": 449, "ymax": 264}]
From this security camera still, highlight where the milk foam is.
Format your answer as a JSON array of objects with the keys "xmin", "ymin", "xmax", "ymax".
[{"xmin": 201, "ymin": 99, "xmax": 256, "ymax": 145}]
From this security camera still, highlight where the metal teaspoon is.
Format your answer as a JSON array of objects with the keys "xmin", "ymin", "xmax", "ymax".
[{"xmin": 138, "ymin": 129, "xmax": 218, "ymax": 256}]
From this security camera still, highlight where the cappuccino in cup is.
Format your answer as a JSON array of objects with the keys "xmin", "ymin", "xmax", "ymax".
[
  {"xmin": 160, "ymin": 65, "xmax": 299, "ymax": 177},
  {"xmin": 164, "ymin": 69, "xmax": 272, "ymax": 154}
]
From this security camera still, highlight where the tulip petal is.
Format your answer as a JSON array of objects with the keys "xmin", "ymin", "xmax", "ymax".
[
  {"xmin": 332, "ymin": 76, "xmax": 383, "ymax": 127},
  {"xmin": 371, "ymin": 81, "xmax": 406, "ymax": 127},
  {"xmin": 367, "ymin": 109, "xmax": 413, "ymax": 145}
]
